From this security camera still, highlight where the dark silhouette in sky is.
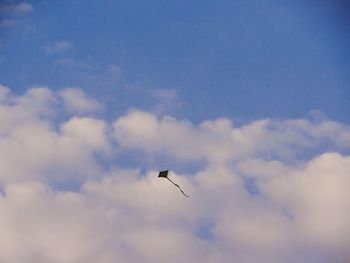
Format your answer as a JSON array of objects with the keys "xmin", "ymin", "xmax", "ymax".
[{"xmin": 158, "ymin": 170, "xmax": 189, "ymax": 197}]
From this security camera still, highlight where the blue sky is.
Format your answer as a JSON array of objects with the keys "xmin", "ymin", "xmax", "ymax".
[
  {"xmin": 1, "ymin": 0, "xmax": 349, "ymax": 122},
  {"xmin": 0, "ymin": 1, "xmax": 350, "ymax": 262}
]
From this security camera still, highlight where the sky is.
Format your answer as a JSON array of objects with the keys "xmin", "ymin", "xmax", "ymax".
[{"xmin": 0, "ymin": 1, "xmax": 350, "ymax": 262}]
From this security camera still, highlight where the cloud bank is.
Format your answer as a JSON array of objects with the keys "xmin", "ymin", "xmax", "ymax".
[{"xmin": 0, "ymin": 85, "xmax": 349, "ymax": 263}]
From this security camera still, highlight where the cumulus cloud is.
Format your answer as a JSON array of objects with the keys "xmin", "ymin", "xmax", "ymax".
[
  {"xmin": 0, "ymin": 84, "xmax": 10, "ymax": 99},
  {"xmin": 0, "ymin": 86, "xmax": 107, "ymax": 184},
  {"xmin": 59, "ymin": 88, "xmax": 103, "ymax": 115},
  {"xmin": 0, "ymin": 86, "xmax": 349, "ymax": 263},
  {"xmin": 113, "ymin": 110, "xmax": 350, "ymax": 163}
]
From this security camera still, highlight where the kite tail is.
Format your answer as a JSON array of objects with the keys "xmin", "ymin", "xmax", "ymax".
[
  {"xmin": 180, "ymin": 189, "xmax": 189, "ymax": 197},
  {"xmin": 166, "ymin": 178, "xmax": 189, "ymax": 198}
]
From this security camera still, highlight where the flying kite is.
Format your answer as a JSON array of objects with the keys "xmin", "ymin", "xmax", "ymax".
[{"xmin": 158, "ymin": 170, "xmax": 189, "ymax": 197}]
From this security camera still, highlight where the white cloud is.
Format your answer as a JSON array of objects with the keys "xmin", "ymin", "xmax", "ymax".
[
  {"xmin": 108, "ymin": 64, "xmax": 122, "ymax": 79},
  {"xmin": 113, "ymin": 110, "xmax": 350, "ymax": 164},
  {"xmin": 0, "ymin": 84, "xmax": 10, "ymax": 100},
  {"xmin": 0, "ymin": 181, "xmax": 118, "ymax": 262},
  {"xmin": 0, "ymin": 87, "xmax": 349, "ymax": 262},
  {"xmin": 151, "ymin": 88, "xmax": 184, "ymax": 114},
  {"xmin": 0, "ymin": 2, "xmax": 34, "ymax": 15},
  {"xmin": 45, "ymin": 41, "xmax": 73, "ymax": 54},
  {"xmin": 0, "ymin": 87, "xmax": 107, "ymax": 183},
  {"xmin": 0, "ymin": 2, "xmax": 33, "ymax": 29},
  {"xmin": 12, "ymin": 2, "xmax": 34, "ymax": 14},
  {"xmin": 260, "ymin": 153, "xmax": 350, "ymax": 246},
  {"xmin": 123, "ymin": 83, "xmax": 184, "ymax": 115},
  {"xmin": 61, "ymin": 117, "xmax": 110, "ymax": 151},
  {"xmin": 0, "ymin": 18, "xmax": 16, "ymax": 28},
  {"xmin": 54, "ymin": 58, "xmax": 92, "ymax": 69},
  {"xmin": 59, "ymin": 88, "xmax": 103, "ymax": 115}
]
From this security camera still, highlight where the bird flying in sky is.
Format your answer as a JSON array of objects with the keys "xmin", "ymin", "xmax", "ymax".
[{"xmin": 158, "ymin": 170, "xmax": 189, "ymax": 197}]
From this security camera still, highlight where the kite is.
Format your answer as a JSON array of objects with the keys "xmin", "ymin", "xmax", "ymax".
[{"xmin": 158, "ymin": 170, "xmax": 189, "ymax": 197}]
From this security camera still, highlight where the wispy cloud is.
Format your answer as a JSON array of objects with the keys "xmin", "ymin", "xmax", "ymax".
[
  {"xmin": 108, "ymin": 64, "xmax": 122, "ymax": 79},
  {"xmin": 11, "ymin": 2, "xmax": 33, "ymax": 15},
  {"xmin": 54, "ymin": 58, "xmax": 92, "ymax": 69},
  {"xmin": 124, "ymin": 83, "xmax": 185, "ymax": 115},
  {"xmin": 44, "ymin": 41, "xmax": 73, "ymax": 54},
  {"xmin": 151, "ymin": 88, "xmax": 184, "ymax": 114},
  {"xmin": 0, "ymin": 2, "xmax": 34, "ymax": 15},
  {"xmin": 59, "ymin": 87, "xmax": 104, "ymax": 115},
  {"xmin": 0, "ymin": 86, "xmax": 349, "ymax": 263},
  {"xmin": 0, "ymin": 2, "xmax": 34, "ymax": 28},
  {"xmin": 0, "ymin": 18, "xmax": 16, "ymax": 28}
]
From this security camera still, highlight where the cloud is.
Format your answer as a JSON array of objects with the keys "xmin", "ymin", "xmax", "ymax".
[
  {"xmin": 59, "ymin": 88, "xmax": 103, "ymax": 115},
  {"xmin": 123, "ymin": 83, "xmax": 184, "ymax": 115},
  {"xmin": 0, "ymin": 86, "xmax": 107, "ymax": 183},
  {"xmin": 0, "ymin": 18, "xmax": 16, "ymax": 28},
  {"xmin": 108, "ymin": 64, "xmax": 122, "ymax": 79},
  {"xmin": 0, "ymin": 86, "xmax": 349, "ymax": 262},
  {"xmin": 44, "ymin": 41, "xmax": 73, "ymax": 54},
  {"xmin": 0, "ymin": 84, "xmax": 10, "ymax": 100},
  {"xmin": 54, "ymin": 58, "xmax": 92, "ymax": 69},
  {"xmin": 113, "ymin": 110, "xmax": 350, "ymax": 164},
  {"xmin": 11, "ymin": 2, "xmax": 33, "ymax": 15},
  {"xmin": 0, "ymin": 2, "xmax": 33, "ymax": 29},
  {"xmin": 0, "ymin": 2, "xmax": 34, "ymax": 15},
  {"xmin": 259, "ymin": 153, "xmax": 350, "ymax": 245},
  {"xmin": 151, "ymin": 88, "xmax": 184, "ymax": 114}
]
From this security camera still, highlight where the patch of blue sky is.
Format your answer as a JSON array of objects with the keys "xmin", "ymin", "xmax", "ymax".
[
  {"xmin": 1, "ymin": 0, "xmax": 349, "ymax": 123},
  {"xmin": 109, "ymin": 148, "xmax": 207, "ymax": 177},
  {"xmin": 194, "ymin": 217, "xmax": 215, "ymax": 241},
  {"xmin": 243, "ymin": 176, "xmax": 261, "ymax": 197},
  {"xmin": 280, "ymin": 207, "xmax": 295, "ymax": 222}
]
